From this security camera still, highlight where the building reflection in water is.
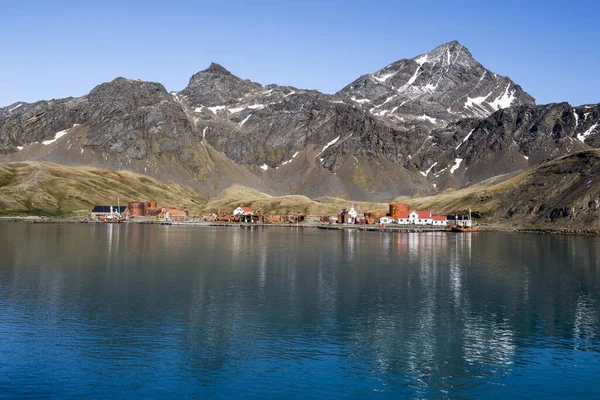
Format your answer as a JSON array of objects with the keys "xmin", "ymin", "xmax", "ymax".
[{"xmin": 1, "ymin": 225, "xmax": 599, "ymax": 397}]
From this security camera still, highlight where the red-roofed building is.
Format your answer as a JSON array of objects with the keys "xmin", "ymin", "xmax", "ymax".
[
  {"xmin": 395, "ymin": 210, "xmax": 436, "ymax": 225},
  {"xmin": 396, "ymin": 210, "xmax": 412, "ymax": 224},
  {"xmin": 431, "ymin": 215, "xmax": 447, "ymax": 226},
  {"xmin": 409, "ymin": 211, "xmax": 432, "ymax": 225},
  {"xmin": 233, "ymin": 206, "xmax": 254, "ymax": 216}
]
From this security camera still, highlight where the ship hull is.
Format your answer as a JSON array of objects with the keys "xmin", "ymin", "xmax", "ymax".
[{"xmin": 451, "ymin": 225, "xmax": 479, "ymax": 232}]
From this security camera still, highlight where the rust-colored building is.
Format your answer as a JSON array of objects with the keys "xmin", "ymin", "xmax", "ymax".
[
  {"xmin": 389, "ymin": 203, "xmax": 409, "ymax": 219},
  {"xmin": 159, "ymin": 208, "xmax": 188, "ymax": 222}
]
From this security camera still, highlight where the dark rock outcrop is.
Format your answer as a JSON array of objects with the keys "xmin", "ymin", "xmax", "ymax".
[
  {"xmin": 85, "ymin": 78, "xmax": 196, "ymax": 158},
  {"xmin": 411, "ymin": 102, "xmax": 600, "ymax": 188}
]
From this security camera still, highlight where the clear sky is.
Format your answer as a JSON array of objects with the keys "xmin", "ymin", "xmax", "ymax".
[{"xmin": 1, "ymin": 0, "xmax": 599, "ymax": 107}]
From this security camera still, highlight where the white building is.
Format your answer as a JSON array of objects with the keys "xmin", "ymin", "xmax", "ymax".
[
  {"xmin": 233, "ymin": 206, "xmax": 253, "ymax": 216},
  {"xmin": 396, "ymin": 210, "xmax": 447, "ymax": 225},
  {"xmin": 347, "ymin": 204, "xmax": 358, "ymax": 220},
  {"xmin": 431, "ymin": 216, "xmax": 447, "ymax": 226},
  {"xmin": 379, "ymin": 217, "xmax": 395, "ymax": 224},
  {"xmin": 409, "ymin": 210, "xmax": 432, "ymax": 225}
]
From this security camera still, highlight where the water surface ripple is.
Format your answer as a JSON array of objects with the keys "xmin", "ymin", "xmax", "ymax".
[{"xmin": 0, "ymin": 224, "xmax": 599, "ymax": 398}]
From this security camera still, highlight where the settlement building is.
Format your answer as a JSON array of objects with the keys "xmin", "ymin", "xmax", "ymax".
[
  {"xmin": 159, "ymin": 208, "xmax": 188, "ymax": 222},
  {"xmin": 347, "ymin": 204, "xmax": 358, "ymax": 221},
  {"xmin": 431, "ymin": 216, "xmax": 448, "ymax": 226},
  {"xmin": 409, "ymin": 211, "xmax": 432, "ymax": 225},
  {"xmin": 379, "ymin": 217, "xmax": 395, "ymax": 224},
  {"xmin": 395, "ymin": 210, "xmax": 446, "ymax": 225},
  {"xmin": 233, "ymin": 206, "xmax": 254, "ymax": 216},
  {"xmin": 91, "ymin": 206, "xmax": 127, "ymax": 220}
]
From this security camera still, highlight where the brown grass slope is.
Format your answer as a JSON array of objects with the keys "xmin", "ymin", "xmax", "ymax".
[
  {"xmin": 202, "ymin": 184, "xmax": 388, "ymax": 216},
  {"xmin": 394, "ymin": 150, "xmax": 600, "ymax": 229},
  {"xmin": 0, "ymin": 161, "xmax": 207, "ymax": 215}
]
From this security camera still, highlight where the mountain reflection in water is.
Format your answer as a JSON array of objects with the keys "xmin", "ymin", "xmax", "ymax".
[{"xmin": 0, "ymin": 224, "xmax": 599, "ymax": 398}]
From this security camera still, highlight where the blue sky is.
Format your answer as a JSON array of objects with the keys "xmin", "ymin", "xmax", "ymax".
[{"xmin": 1, "ymin": 0, "xmax": 599, "ymax": 106}]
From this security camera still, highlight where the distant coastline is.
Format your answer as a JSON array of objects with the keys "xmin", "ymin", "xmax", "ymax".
[{"xmin": 2, "ymin": 217, "xmax": 599, "ymax": 236}]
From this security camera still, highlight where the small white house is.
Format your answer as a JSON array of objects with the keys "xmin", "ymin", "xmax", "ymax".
[
  {"xmin": 409, "ymin": 210, "xmax": 432, "ymax": 225},
  {"xmin": 379, "ymin": 217, "xmax": 395, "ymax": 224},
  {"xmin": 233, "ymin": 206, "xmax": 253, "ymax": 216}
]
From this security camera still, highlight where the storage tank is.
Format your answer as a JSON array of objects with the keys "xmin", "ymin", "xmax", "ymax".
[
  {"xmin": 128, "ymin": 201, "xmax": 147, "ymax": 216},
  {"xmin": 389, "ymin": 203, "xmax": 409, "ymax": 219},
  {"xmin": 149, "ymin": 201, "xmax": 157, "ymax": 208},
  {"xmin": 370, "ymin": 211, "xmax": 387, "ymax": 219}
]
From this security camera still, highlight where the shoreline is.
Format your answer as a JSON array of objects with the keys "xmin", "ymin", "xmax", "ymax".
[{"xmin": 1, "ymin": 216, "xmax": 599, "ymax": 236}]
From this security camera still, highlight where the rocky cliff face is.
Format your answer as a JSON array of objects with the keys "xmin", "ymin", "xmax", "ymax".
[
  {"xmin": 409, "ymin": 102, "xmax": 600, "ymax": 188},
  {"xmin": 0, "ymin": 97, "xmax": 87, "ymax": 152},
  {"xmin": 175, "ymin": 63, "xmax": 409, "ymax": 169},
  {"xmin": 85, "ymin": 78, "xmax": 197, "ymax": 159}
]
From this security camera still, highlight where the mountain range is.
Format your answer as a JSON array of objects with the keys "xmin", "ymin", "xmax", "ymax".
[{"xmin": 1, "ymin": 40, "xmax": 599, "ymax": 208}]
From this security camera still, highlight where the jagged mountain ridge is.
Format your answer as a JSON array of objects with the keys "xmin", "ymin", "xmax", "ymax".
[
  {"xmin": 337, "ymin": 41, "xmax": 535, "ymax": 129},
  {"xmin": 0, "ymin": 70, "xmax": 433, "ymax": 199},
  {"xmin": 408, "ymin": 102, "xmax": 600, "ymax": 188},
  {"xmin": 1, "ymin": 41, "xmax": 599, "ymax": 202}
]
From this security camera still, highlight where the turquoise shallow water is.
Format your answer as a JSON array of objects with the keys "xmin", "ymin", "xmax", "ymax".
[{"xmin": 0, "ymin": 223, "xmax": 599, "ymax": 398}]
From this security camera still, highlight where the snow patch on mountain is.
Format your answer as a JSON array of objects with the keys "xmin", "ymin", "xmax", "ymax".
[
  {"xmin": 465, "ymin": 93, "xmax": 491, "ymax": 109},
  {"xmin": 450, "ymin": 158, "xmax": 463, "ymax": 173},
  {"xmin": 227, "ymin": 107, "xmax": 245, "ymax": 114},
  {"xmin": 415, "ymin": 55, "xmax": 428, "ymax": 66},
  {"xmin": 318, "ymin": 136, "xmax": 340, "ymax": 156},
  {"xmin": 577, "ymin": 123, "xmax": 598, "ymax": 142},
  {"xmin": 456, "ymin": 129, "xmax": 475, "ymax": 149},
  {"xmin": 488, "ymin": 85, "xmax": 516, "ymax": 110},
  {"xmin": 406, "ymin": 66, "xmax": 421, "ymax": 86},
  {"xmin": 208, "ymin": 105, "xmax": 227, "ymax": 114},
  {"xmin": 280, "ymin": 151, "xmax": 300, "ymax": 167},
  {"xmin": 42, "ymin": 124, "xmax": 78, "ymax": 145},
  {"xmin": 239, "ymin": 114, "xmax": 252, "ymax": 127},
  {"xmin": 8, "ymin": 103, "xmax": 23, "ymax": 113},
  {"xmin": 373, "ymin": 71, "xmax": 398, "ymax": 83},
  {"xmin": 350, "ymin": 97, "xmax": 371, "ymax": 104},
  {"xmin": 420, "ymin": 161, "xmax": 438, "ymax": 177},
  {"xmin": 417, "ymin": 115, "xmax": 437, "ymax": 124}
]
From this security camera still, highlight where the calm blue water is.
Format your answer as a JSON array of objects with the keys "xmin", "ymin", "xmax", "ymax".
[{"xmin": 0, "ymin": 223, "xmax": 599, "ymax": 398}]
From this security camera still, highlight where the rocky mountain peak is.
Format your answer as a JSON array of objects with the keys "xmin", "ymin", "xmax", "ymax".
[
  {"xmin": 337, "ymin": 41, "xmax": 535, "ymax": 129},
  {"xmin": 411, "ymin": 40, "xmax": 475, "ymax": 68},
  {"xmin": 201, "ymin": 62, "xmax": 233, "ymax": 76},
  {"xmin": 181, "ymin": 63, "xmax": 261, "ymax": 107},
  {"xmin": 88, "ymin": 77, "xmax": 172, "ymax": 111}
]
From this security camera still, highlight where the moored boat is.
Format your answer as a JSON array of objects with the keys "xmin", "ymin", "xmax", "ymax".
[
  {"xmin": 451, "ymin": 225, "xmax": 479, "ymax": 232},
  {"xmin": 451, "ymin": 208, "xmax": 479, "ymax": 232}
]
